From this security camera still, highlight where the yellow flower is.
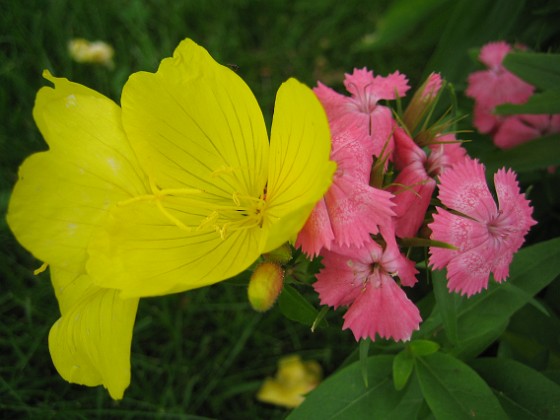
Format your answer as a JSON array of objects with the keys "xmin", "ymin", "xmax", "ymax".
[
  {"xmin": 68, "ymin": 38, "xmax": 114, "ymax": 67},
  {"xmin": 7, "ymin": 39, "xmax": 335, "ymax": 398},
  {"xmin": 257, "ymin": 355, "xmax": 322, "ymax": 408},
  {"xmin": 86, "ymin": 39, "xmax": 336, "ymax": 298}
]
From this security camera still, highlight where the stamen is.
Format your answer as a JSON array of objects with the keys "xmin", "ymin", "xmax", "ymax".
[
  {"xmin": 158, "ymin": 187, "xmax": 204, "ymax": 196},
  {"xmin": 156, "ymin": 200, "xmax": 193, "ymax": 232},
  {"xmin": 117, "ymin": 194, "xmax": 157, "ymax": 207},
  {"xmin": 198, "ymin": 211, "xmax": 219, "ymax": 231},
  {"xmin": 211, "ymin": 166, "xmax": 235, "ymax": 177}
]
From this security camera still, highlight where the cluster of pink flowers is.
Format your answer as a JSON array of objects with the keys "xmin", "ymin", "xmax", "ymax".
[
  {"xmin": 298, "ymin": 66, "xmax": 536, "ymax": 343},
  {"xmin": 466, "ymin": 41, "xmax": 560, "ymax": 148}
]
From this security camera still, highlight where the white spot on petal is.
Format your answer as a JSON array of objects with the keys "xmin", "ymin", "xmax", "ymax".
[
  {"xmin": 106, "ymin": 157, "xmax": 120, "ymax": 173},
  {"xmin": 67, "ymin": 223, "xmax": 77, "ymax": 235},
  {"xmin": 65, "ymin": 94, "xmax": 77, "ymax": 108}
]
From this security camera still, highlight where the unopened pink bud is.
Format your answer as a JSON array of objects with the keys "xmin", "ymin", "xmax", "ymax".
[
  {"xmin": 403, "ymin": 73, "xmax": 443, "ymax": 134},
  {"xmin": 248, "ymin": 262, "xmax": 285, "ymax": 312}
]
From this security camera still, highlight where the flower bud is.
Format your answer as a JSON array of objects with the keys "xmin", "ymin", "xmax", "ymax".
[
  {"xmin": 263, "ymin": 243, "xmax": 293, "ymax": 264},
  {"xmin": 248, "ymin": 262, "xmax": 284, "ymax": 312},
  {"xmin": 403, "ymin": 72, "xmax": 443, "ymax": 134}
]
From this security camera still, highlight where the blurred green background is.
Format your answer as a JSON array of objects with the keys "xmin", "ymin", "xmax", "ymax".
[{"xmin": 1, "ymin": 0, "xmax": 559, "ymax": 418}]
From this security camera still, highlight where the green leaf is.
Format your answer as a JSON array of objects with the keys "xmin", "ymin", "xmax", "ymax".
[
  {"xmin": 499, "ymin": 303, "xmax": 560, "ymax": 370},
  {"xmin": 495, "ymin": 90, "xmax": 560, "ymax": 114},
  {"xmin": 415, "ymin": 352, "xmax": 508, "ymax": 419},
  {"xmin": 503, "ymin": 52, "xmax": 560, "ymax": 91},
  {"xmin": 423, "ymin": 0, "xmax": 525, "ymax": 84},
  {"xmin": 288, "ymin": 356, "xmax": 419, "ymax": 419},
  {"xmin": 409, "ymin": 340, "xmax": 440, "ymax": 357},
  {"xmin": 278, "ymin": 285, "xmax": 319, "ymax": 326},
  {"xmin": 416, "ymin": 238, "xmax": 560, "ymax": 359},
  {"xmin": 471, "ymin": 358, "xmax": 560, "ymax": 419},
  {"xmin": 480, "ymin": 134, "xmax": 560, "ymax": 174},
  {"xmin": 360, "ymin": 0, "xmax": 449, "ymax": 49},
  {"xmin": 311, "ymin": 305, "xmax": 330, "ymax": 332},
  {"xmin": 431, "ymin": 270, "xmax": 461, "ymax": 344},
  {"xmin": 393, "ymin": 350, "xmax": 414, "ymax": 391}
]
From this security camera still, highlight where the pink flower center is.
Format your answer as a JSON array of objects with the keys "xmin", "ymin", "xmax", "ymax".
[
  {"xmin": 348, "ymin": 82, "xmax": 378, "ymax": 114},
  {"xmin": 486, "ymin": 211, "xmax": 514, "ymax": 240}
]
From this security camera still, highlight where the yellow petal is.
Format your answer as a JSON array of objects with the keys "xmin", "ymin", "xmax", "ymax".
[
  {"xmin": 121, "ymin": 38, "xmax": 269, "ymax": 199},
  {"xmin": 7, "ymin": 74, "xmax": 147, "ymax": 271},
  {"xmin": 48, "ymin": 266, "xmax": 139, "ymax": 400},
  {"xmin": 264, "ymin": 79, "xmax": 336, "ymax": 252},
  {"xmin": 86, "ymin": 197, "xmax": 263, "ymax": 297}
]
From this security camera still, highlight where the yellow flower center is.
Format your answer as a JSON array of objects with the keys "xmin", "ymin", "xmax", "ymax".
[{"xmin": 118, "ymin": 175, "xmax": 267, "ymax": 240}]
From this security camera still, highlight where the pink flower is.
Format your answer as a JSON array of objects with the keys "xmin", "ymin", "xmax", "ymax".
[
  {"xmin": 389, "ymin": 125, "xmax": 436, "ymax": 238},
  {"xmin": 466, "ymin": 41, "xmax": 560, "ymax": 148},
  {"xmin": 314, "ymin": 68, "xmax": 410, "ymax": 163},
  {"xmin": 493, "ymin": 114, "xmax": 560, "ymax": 149},
  {"xmin": 296, "ymin": 111, "xmax": 395, "ymax": 257},
  {"xmin": 466, "ymin": 42, "xmax": 534, "ymax": 136},
  {"xmin": 389, "ymin": 127, "xmax": 467, "ymax": 238},
  {"xmin": 425, "ymin": 134, "xmax": 467, "ymax": 176},
  {"xmin": 467, "ymin": 42, "xmax": 534, "ymax": 111},
  {"xmin": 314, "ymin": 228, "xmax": 421, "ymax": 342},
  {"xmin": 429, "ymin": 158, "xmax": 536, "ymax": 296}
]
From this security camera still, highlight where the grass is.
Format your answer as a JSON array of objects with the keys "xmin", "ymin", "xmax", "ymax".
[{"xmin": 1, "ymin": 0, "xmax": 559, "ymax": 418}]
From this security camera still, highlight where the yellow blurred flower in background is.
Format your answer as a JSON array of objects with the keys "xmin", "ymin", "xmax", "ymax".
[
  {"xmin": 68, "ymin": 38, "xmax": 114, "ymax": 67},
  {"xmin": 257, "ymin": 355, "xmax": 322, "ymax": 408}
]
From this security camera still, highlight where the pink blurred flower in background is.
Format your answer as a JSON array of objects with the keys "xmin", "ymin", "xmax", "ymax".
[
  {"xmin": 466, "ymin": 41, "xmax": 560, "ymax": 149},
  {"xmin": 429, "ymin": 158, "xmax": 536, "ymax": 296}
]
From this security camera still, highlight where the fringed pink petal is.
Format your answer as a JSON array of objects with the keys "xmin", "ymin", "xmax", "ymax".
[
  {"xmin": 325, "ymin": 176, "xmax": 395, "ymax": 248},
  {"xmin": 314, "ymin": 247, "xmax": 376, "ymax": 308},
  {"xmin": 466, "ymin": 71, "xmax": 500, "ymax": 104},
  {"xmin": 379, "ymin": 224, "xmax": 418, "ymax": 287},
  {"xmin": 342, "ymin": 274, "xmax": 421, "ymax": 341},
  {"xmin": 428, "ymin": 207, "xmax": 490, "ymax": 269},
  {"xmin": 493, "ymin": 116, "xmax": 541, "ymax": 149},
  {"xmin": 313, "ymin": 82, "xmax": 348, "ymax": 121},
  {"xmin": 296, "ymin": 198, "xmax": 335, "ymax": 257},
  {"xmin": 549, "ymin": 114, "xmax": 560, "ymax": 133},
  {"xmin": 495, "ymin": 72, "xmax": 535, "ymax": 105},
  {"xmin": 494, "ymin": 168, "xmax": 537, "ymax": 245},
  {"xmin": 389, "ymin": 164, "xmax": 435, "ymax": 238},
  {"xmin": 426, "ymin": 134, "xmax": 468, "ymax": 177},
  {"xmin": 392, "ymin": 124, "xmax": 425, "ymax": 170},
  {"xmin": 467, "ymin": 47, "xmax": 534, "ymax": 110},
  {"xmin": 369, "ymin": 105, "xmax": 396, "ymax": 164},
  {"xmin": 472, "ymin": 103, "xmax": 500, "ymax": 134},
  {"xmin": 491, "ymin": 250, "xmax": 514, "ymax": 283},
  {"xmin": 343, "ymin": 68, "xmax": 375, "ymax": 100},
  {"xmin": 437, "ymin": 158, "xmax": 497, "ymax": 222},
  {"xmin": 445, "ymin": 243, "xmax": 495, "ymax": 296},
  {"xmin": 330, "ymin": 116, "xmax": 375, "ymax": 183},
  {"xmin": 344, "ymin": 68, "xmax": 410, "ymax": 110},
  {"xmin": 479, "ymin": 41, "xmax": 512, "ymax": 68}
]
